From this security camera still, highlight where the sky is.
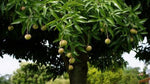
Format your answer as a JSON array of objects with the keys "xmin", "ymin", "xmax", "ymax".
[{"xmin": 0, "ymin": 55, "xmax": 20, "ymax": 76}]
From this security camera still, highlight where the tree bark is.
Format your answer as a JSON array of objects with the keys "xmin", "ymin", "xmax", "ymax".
[{"xmin": 69, "ymin": 53, "xmax": 88, "ymax": 84}]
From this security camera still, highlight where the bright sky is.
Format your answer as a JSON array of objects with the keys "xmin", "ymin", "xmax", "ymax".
[{"xmin": 0, "ymin": 55, "xmax": 20, "ymax": 76}]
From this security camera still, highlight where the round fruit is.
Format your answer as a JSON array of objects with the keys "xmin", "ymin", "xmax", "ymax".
[
  {"xmin": 100, "ymin": 28, "xmax": 104, "ymax": 32},
  {"xmin": 32, "ymin": 24, "xmax": 38, "ymax": 29},
  {"xmin": 58, "ymin": 48, "xmax": 64, "ymax": 54},
  {"xmin": 59, "ymin": 40, "xmax": 67, "ymax": 47},
  {"xmin": 21, "ymin": 6, "xmax": 26, "ymax": 11},
  {"xmin": 66, "ymin": 53, "xmax": 72, "ymax": 58},
  {"xmin": 41, "ymin": 25, "xmax": 47, "ymax": 31},
  {"xmin": 105, "ymin": 38, "xmax": 111, "ymax": 44},
  {"xmin": 130, "ymin": 29, "xmax": 137, "ymax": 34},
  {"xmin": 86, "ymin": 45, "xmax": 92, "ymax": 51},
  {"xmin": 68, "ymin": 65, "xmax": 73, "ymax": 71},
  {"xmin": 24, "ymin": 34, "xmax": 31, "ymax": 40},
  {"xmin": 130, "ymin": 37, "xmax": 134, "ymax": 42},
  {"xmin": 8, "ymin": 26, "xmax": 14, "ymax": 31},
  {"xmin": 69, "ymin": 57, "xmax": 75, "ymax": 64}
]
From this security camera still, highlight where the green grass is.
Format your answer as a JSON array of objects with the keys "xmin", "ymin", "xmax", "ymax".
[{"xmin": 46, "ymin": 78, "xmax": 70, "ymax": 84}]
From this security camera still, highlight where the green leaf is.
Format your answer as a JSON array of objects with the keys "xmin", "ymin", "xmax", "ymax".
[
  {"xmin": 11, "ymin": 18, "xmax": 25, "ymax": 24},
  {"xmin": 47, "ymin": 1, "xmax": 59, "ymax": 4},
  {"xmin": 112, "ymin": 0, "xmax": 122, "ymax": 10},
  {"xmin": 74, "ymin": 22, "xmax": 82, "ymax": 33},
  {"xmin": 92, "ymin": 23, "xmax": 98, "ymax": 31},
  {"xmin": 47, "ymin": 19, "xmax": 59, "ymax": 26},
  {"xmin": 133, "ymin": 4, "xmax": 141, "ymax": 12},
  {"xmin": 73, "ymin": 51, "xmax": 79, "ymax": 56},
  {"xmin": 0, "ymin": 2, "xmax": 5, "ymax": 15},
  {"xmin": 108, "ymin": 28, "xmax": 114, "ymax": 37},
  {"xmin": 23, "ymin": 0, "xmax": 27, "ymax": 4},
  {"xmin": 6, "ymin": 0, "xmax": 15, "ymax": 11},
  {"xmin": 15, "ymin": 11, "xmax": 27, "ymax": 18},
  {"xmin": 22, "ymin": 23, "xmax": 27, "ymax": 35},
  {"xmin": 76, "ymin": 19, "xmax": 87, "ymax": 23},
  {"xmin": 140, "ymin": 32, "xmax": 148, "ymax": 35},
  {"xmin": 78, "ymin": 47, "xmax": 87, "ymax": 53},
  {"xmin": 139, "ymin": 19, "xmax": 147, "ymax": 24},
  {"xmin": 92, "ymin": 34, "xmax": 100, "ymax": 40},
  {"xmin": 99, "ymin": 9, "xmax": 106, "ymax": 17},
  {"xmin": 106, "ymin": 17, "xmax": 115, "ymax": 25},
  {"xmin": 85, "ymin": 1, "xmax": 92, "ymax": 8},
  {"xmin": 50, "ymin": 9, "xmax": 59, "ymax": 19},
  {"xmin": 42, "ymin": 5, "xmax": 47, "ymax": 17},
  {"xmin": 87, "ymin": 6, "xmax": 94, "ymax": 12}
]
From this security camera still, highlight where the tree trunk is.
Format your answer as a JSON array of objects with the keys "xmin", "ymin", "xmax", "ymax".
[{"xmin": 69, "ymin": 53, "xmax": 88, "ymax": 84}]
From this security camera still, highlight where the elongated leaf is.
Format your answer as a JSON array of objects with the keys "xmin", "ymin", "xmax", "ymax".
[
  {"xmin": 78, "ymin": 47, "xmax": 87, "ymax": 53},
  {"xmin": 108, "ymin": 28, "xmax": 114, "ymax": 37},
  {"xmin": 15, "ymin": 11, "xmax": 27, "ymax": 18},
  {"xmin": 11, "ymin": 18, "xmax": 25, "ymax": 24},
  {"xmin": 99, "ymin": 9, "xmax": 106, "ymax": 17},
  {"xmin": 43, "ymin": 5, "xmax": 47, "ymax": 17},
  {"xmin": 22, "ymin": 23, "xmax": 27, "ymax": 35},
  {"xmin": 106, "ymin": 17, "xmax": 115, "ymax": 25},
  {"xmin": 50, "ymin": 9, "xmax": 59, "ymax": 19},
  {"xmin": 112, "ymin": 0, "xmax": 122, "ymax": 10},
  {"xmin": 76, "ymin": 19, "xmax": 87, "ymax": 23},
  {"xmin": 133, "ymin": 4, "xmax": 141, "ymax": 12},
  {"xmin": 85, "ymin": 1, "xmax": 92, "ymax": 8},
  {"xmin": 139, "ymin": 19, "xmax": 147, "ymax": 24},
  {"xmin": 74, "ymin": 21, "xmax": 82, "ymax": 33},
  {"xmin": 47, "ymin": 1, "xmax": 59, "ymax": 4},
  {"xmin": 6, "ymin": 0, "xmax": 15, "ymax": 11},
  {"xmin": 92, "ymin": 23, "xmax": 98, "ymax": 31}
]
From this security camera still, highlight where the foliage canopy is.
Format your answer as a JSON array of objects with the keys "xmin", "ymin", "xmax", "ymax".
[{"xmin": 0, "ymin": 0, "xmax": 147, "ymax": 79}]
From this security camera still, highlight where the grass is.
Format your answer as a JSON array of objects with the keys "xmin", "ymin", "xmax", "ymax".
[{"xmin": 46, "ymin": 78, "xmax": 70, "ymax": 84}]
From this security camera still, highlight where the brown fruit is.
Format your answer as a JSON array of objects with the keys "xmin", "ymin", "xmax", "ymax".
[
  {"xmin": 68, "ymin": 65, "xmax": 73, "ymax": 71},
  {"xmin": 41, "ymin": 25, "xmax": 47, "ymax": 31},
  {"xmin": 69, "ymin": 57, "xmax": 75, "ymax": 64},
  {"xmin": 32, "ymin": 24, "xmax": 38, "ymax": 29},
  {"xmin": 66, "ymin": 53, "xmax": 72, "ymax": 58},
  {"xmin": 21, "ymin": 6, "xmax": 26, "ymax": 11},
  {"xmin": 58, "ymin": 48, "xmax": 64, "ymax": 54},
  {"xmin": 59, "ymin": 40, "xmax": 67, "ymax": 47},
  {"xmin": 8, "ymin": 26, "xmax": 14, "ymax": 31},
  {"xmin": 24, "ymin": 34, "xmax": 31, "ymax": 40},
  {"xmin": 130, "ymin": 29, "xmax": 137, "ymax": 34},
  {"xmin": 105, "ymin": 38, "xmax": 111, "ymax": 44},
  {"xmin": 86, "ymin": 45, "xmax": 92, "ymax": 51}
]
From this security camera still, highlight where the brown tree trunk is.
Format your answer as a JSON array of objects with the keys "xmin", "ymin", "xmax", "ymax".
[{"xmin": 68, "ymin": 53, "xmax": 88, "ymax": 84}]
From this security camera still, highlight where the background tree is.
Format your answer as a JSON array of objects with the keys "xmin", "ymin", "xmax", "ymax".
[
  {"xmin": 11, "ymin": 62, "xmax": 53, "ymax": 84},
  {"xmin": 0, "ymin": 74, "xmax": 11, "ymax": 84},
  {"xmin": 0, "ymin": 0, "xmax": 147, "ymax": 84},
  {"xmin": 118, "ymin": 67, "xmax": 140, "ymax": 84},
  {"xmin": 124, "ymin": 0, "xmax": 150, "ymax": 63}
]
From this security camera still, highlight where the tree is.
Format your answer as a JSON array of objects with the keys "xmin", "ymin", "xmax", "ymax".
[
  {"xmin": 87, "ymin": 65, "xmax": 123, "ymax": 84},
  {"xmin": 0, "ymin": 74, "xmax": 11, "ymax": 84},
  {"xmin": 0, "ymin": 0, "xmax": 147, "ymax": 84},
  {"xmin": 11, "ymin": 62, "xmax": 53, "ymax": 84},
  {"xmin": 118, "ymin": 67, "xmax": 140, "ymax": 84},
  {"xmin": 88, "ymin": 65, "xmax": 140, "ymax": 84},
  {"xmin": 124, "ymin": 0, "xmax": 150, "ymax": 63}
]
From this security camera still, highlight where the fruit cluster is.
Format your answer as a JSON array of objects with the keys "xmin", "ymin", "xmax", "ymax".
[
  {"xmin": 100, "ymin": 28, "xmax": 138, "ymax": 44},
  {"xmin": 58, "ymin": 40, "xmax": 93, "ymax": 71}
]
